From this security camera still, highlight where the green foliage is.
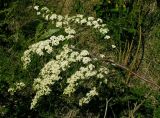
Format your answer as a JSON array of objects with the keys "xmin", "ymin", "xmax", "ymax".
[
  {"xmin": 38, "ymin": 28, "xmax": 60, "ymax": 40},
  {"xmin": 94, "ymin": 0, "xmax": 146, "ymax": 73},
  {"xmin": 94, "ymin": 0, "xmax": 136, "ymax": 41},
  {"xmin": 154, "ymin": 107, "xmax": 160, "ymax": 118}
]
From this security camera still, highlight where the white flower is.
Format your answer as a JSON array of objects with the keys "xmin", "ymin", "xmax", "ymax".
[
  {"xmin": 80, "ymin": 50, "xmax": 89, "ymax": 56},
  {"xmin": 56, "ymin": 22, "xmax": 63, "ymax": 28},
  {"xmin": 37, "ymin": 12, "xmax": 41, "ymax": 15},
  {"xmin": 76, "ymin": 14, "xmax": 83, "ymax": 19},
  {"xmin": 65, "ymin": 35, "xmax": 75, "ymax": 39},
  {"xmin": 51, "ymin": 39, "xmax": 59, "ymax": 46},
  {"xmin": 57, "ymin": 15, "xmax": 63, "ymax": 21},
  {"xmin": 88, "ymin": 64, "xmax": 95, "ymax": 70},
  {"xmin": 104, "ymin": 35, "xmax": 110, "ymax": 39},
  {"xmin": 79, "ymin": 87, "xmax": 98, "ymax": 106},
  {"xmin": 111, "ymin": 45, "xmax": 116, "ymax": 49},
  {"xmin": 47, "ymin": 48, "xmax": 53, "ymax": 54},
  {"xmin": 88, "ymin": 17, "xmax": 94, "ymax": 21},
  {"xmin": 85, "ymin": 70, "xmax": 97, "ymax": 77},
  {"xmin": 93, "ymin": 58, "xmax": 98, "ymax": 61},
  {"xmin": 34, "ymin": 6, "xmax": 39, "ymax": 10},
  {"xmin": 97, "ymin": 18, "xmax": 103, "ymax": 23},
  {"xmin": 41, "ymin": 7, "xmax": 49, "ymax": 12},
  {"xmin": 97, "ymin": 73, "xmax": 104, "ymax": 78},
  {"xmin": 100, "ymin": 54, "xmax": 105, "ymax": 58},
  {"xmin": 86, "ymin": 21, "xmax": 92, "ymax": 26},
  {"xmin": 50, "ymin": 14, "xmax": 57, "ymax": 20},
  {"xmin": 57, "ymin": 35, "xmax": 65, "ymax": 41},
  {"xmin": 63, "ymin": 21, "xmax": 69, "ymax": 25},
  {"xmin": 70, "ymin": 51, "xmax": 79, "ymax": 59},
  {"xmin": 82, "ymin": 57, "xmax": 91, "ymax": 64},
  {"xmin": 75, "ymin": 18, "xmax": 80, "ymax": 23},
  {"xmin": 60, "ymin": 60, "xmax": 69, "ymax": 70},
  {"xmin": 8, "ymin": 82, "xmax": 25, "ymax": 95},
  {"xmin": 65, "ymin": 27, "xmax": 76, "ymax": 35},
  {"xmin": 93, "ymin": 24, "xmax": 100, "ymax": 29},
  {"xmin": 101, "ymin": 24, "xmax": 106, "ymax": 27},
  {"xmin": 45, "ymin": 15, "xmax": 49, "ymax": 20},
  {"xmin": 99, "ymin": 67, "xmax": 109, "ymax": 74},
  {"xmin": 92, "ymin": 21, "xmax": 98, "ymax": 26},
  {"xmin": 36, "ymin": 48, "xmax": 44, "ymax": 56},
  {"xmin": 92, "ymin": 21, "xmax": 100, "ymax": 28},
  {"xmin": 80, "ymin": 18, "xmax": 87, "ymax": 24},
  {"xmin": 50, "ymin": 35, "xmax": 56, "ymax": 40},
  {"xmin": 100, "ymin": 28, "xmax": 109, "ymax": 34}
]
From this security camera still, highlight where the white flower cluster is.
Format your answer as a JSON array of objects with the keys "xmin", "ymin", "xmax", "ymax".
[
  {"xmin": 97, "ymin": 66, "xmax": 109, "ymax": 79},
  {"xmin": 79, "ymin": 87, "xmax": 98, "ymax": 106},
  {"xmin": 22, "ymin": 6, "xmax": 111, "ymax": 69},
  {"xmin": 8, "ymin": 82, "xmax": 25, "ymax": 95},
  {"xmin": 63, "ymin": 64, "xmax": 97, "ymax": 96},
  {"xmin": 21, "ymin": 35, "xmax": 66, "ymax": 68},
  {"xmin": 63, "ymin": 64, "xmax": 109, "ymax": 96},
  {"xmin": 30, "ymin": 45, "xmax": 95, "ymax": 109},
  {"xmin": 20, "ymin": 6, "xmax": 112, "ymax": 109},
  {"xmin": 34, "ymin": 5, "xmax": 111, "ymax": 39}
]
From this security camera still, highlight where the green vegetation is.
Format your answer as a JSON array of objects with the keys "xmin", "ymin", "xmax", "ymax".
[{"xmin": 0, "ymin": 0, "xmax": 160, "ymax": 117}]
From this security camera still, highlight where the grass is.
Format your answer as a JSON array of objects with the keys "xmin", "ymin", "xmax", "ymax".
[{"xmin": 141, "ymin": 23, "xmax": 160, "ymax": 84}]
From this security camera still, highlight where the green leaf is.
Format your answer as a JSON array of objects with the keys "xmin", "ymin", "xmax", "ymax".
[
  {"xmin": 39, "ymin": 29, "xmax": 60, "ymax": 40},
  {"xmin": 35, "ymin": 22, "xmax": 44, "ymax": 38}
]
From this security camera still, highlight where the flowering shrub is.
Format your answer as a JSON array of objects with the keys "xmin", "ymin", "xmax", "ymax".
[
  {"xmin": 8, "ymin": 82, "xmax": 25, "ymax": 95},
  {"xmin": 2, "ymin": 1, "xmax": 160, "ymax": 117},
  {"xmin": 18, "ymin": 5, "xmax": 111, "ymax": 109}
]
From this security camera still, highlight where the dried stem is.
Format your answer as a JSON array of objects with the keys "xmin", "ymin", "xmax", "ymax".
[
  {"xmin": 70, "ymin": 47, "xmax": 160, "ymax": 89},
  {"xmin": 103, "ymin": 59, "xmax": 160, "ymax": 89},
  {"xmin": 104, "ymin": 98, "xmax": 112, "ymax": 118}
]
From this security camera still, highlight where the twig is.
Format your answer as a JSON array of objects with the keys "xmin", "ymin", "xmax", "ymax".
[
  {"xmin": 104, "ymin": 98, "xmax": 112, "ymax": 118},
  {"xmin": 103, "ymin": 59, "xmax": 160, "ymax": 89},
  {"xmin": 129, "ymin": 92, "xmax": 151, "ymax": 117}
]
